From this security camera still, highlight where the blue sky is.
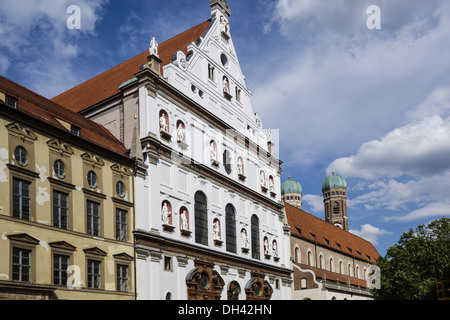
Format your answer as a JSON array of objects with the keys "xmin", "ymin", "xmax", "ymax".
[{"xmin": 1, "ymin": 0, "xmax": 450, "ymax": 256}]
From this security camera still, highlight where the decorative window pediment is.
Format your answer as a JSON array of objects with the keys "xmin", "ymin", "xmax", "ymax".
[
  {"xmin": 81, "ymin": 153, "xmax": 105, "ymax": 168},
  {"xmin": 6, "ymin": 123, "xmax": 37, "ymax": 142},
  {"xmin": 111, "ymin": 163, "xmax": 133, "ymax": 178},
  {"xmin": 7, "ymin": 233, "xmax": 40, "ymax": 246},
  {"xmin": 113, "ymin": 252, "xmax": 134, "ymax": 262},
  {"xmin": 49, "ymin": 241, "xmax": 77, "ymax": 252},
  {"xmin": 83, "ymin": 247, "xmax": 107, "ymax": 257},
  {"xmin": 47, "ymin": 139, "xmax": 74, "ymax": 156}
]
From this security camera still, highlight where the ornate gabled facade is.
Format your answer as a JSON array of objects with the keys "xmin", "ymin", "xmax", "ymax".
[
  {"xmin": 53, "ymin": 1, "xmax": 292, "ymax": 300},
  {"xmin": 0, "ymin": 76, "xmax": 136, "ymax": 300}
]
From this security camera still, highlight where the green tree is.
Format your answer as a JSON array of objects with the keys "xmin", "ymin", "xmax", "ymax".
[{"xmin": 373, "ymin": 217, "xmax": 450, "ymax": 300}]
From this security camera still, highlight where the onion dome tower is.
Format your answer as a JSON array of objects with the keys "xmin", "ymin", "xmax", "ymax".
[
  {"xmin": 322, "ymin": 172, "xmax": 348, "ymax": 230},
  {"xmin": 281, "ymin": 177, "xmax": 303, "ymax": 209}
]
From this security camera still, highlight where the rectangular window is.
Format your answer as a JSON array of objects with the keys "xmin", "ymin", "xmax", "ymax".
[
  {"xmin": 208, "ymin": 64, "xmax": 215, "ymax": 81},
  {"xmin": 12, "ymin": 247, "xmax": 31, "ymax": 282},
  {"xmin": 53, "ymin": 254, "xmax": 69, "ymax": 286},
  {"xmin": 115, "ymin": 208, "xmax": 128, "ymax": 242},
  {"xmin": 5, "ymin": 95, "xmax": 18, "ymax": 108},
  {"xmin": 87, "ymin": 259, "xmax": 101, "ymax": 289},
  {"xmin": 164, "ymin": 256, "xmax": 172, "ymax": 271},
  {"xmin": 53, "ymin": 190, "xmax": 69, "ymax": 229},
  {"xmin": 116, "ymin": 264, "xmax": 129, "ymax": 292},
  {"xmin": 87, "ymin": 200, "xmax": 100, "ymax": 236},
  {"xmin": 12, "ymin": 178, "xmax": 31, "ymax": 221}
]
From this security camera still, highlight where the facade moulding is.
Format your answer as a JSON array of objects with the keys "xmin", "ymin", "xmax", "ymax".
[{"xmin": 133, "ymin": 229, "xmax": 292, "ymax": 280}]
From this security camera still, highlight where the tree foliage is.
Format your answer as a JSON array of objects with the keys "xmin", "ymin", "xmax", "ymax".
[{"xmin": 373, "ymin": 217, "xmax": 450, "ymax": 300}]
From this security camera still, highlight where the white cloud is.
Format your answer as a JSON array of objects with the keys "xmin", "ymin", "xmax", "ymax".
[
  {"xmin": 350, "ymin": 224, "xmax": 391, "ymax": 246},
  {"xmin": 254, "ymin": 0, "xmax": 450, "ymax": 171},
  {"xmin": 385, "ymin": 201, "xmax": 450, "ymax": 222},
  {"xmin": 328, "ymin": 115, "xmax": 450, "ymax": 180},
  {"xmin": 0, "ymin": 0, "xmax": 108, "ymax": 96},
  {"xmin": 302, "ymin": 194, "xmax": 324, "ymax": 213}
]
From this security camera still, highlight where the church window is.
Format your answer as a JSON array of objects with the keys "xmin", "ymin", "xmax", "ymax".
[
  {"xmin": 223, "ymin": 150, "xmax": 232, "ymax": 174},
  {"xmin": 329, "ymin": 258, "xmax": 333, "ymax": 272},
  {"xmin": 235, "ymin": 87, "xmax": 241, "ymax": 103},
  {"xmin": 333, "ymin": 202, "xmax": 340, "ymax": 215},
  {"xmin": 294, "ymin": 247, "xmax": 299, "ymax": 263},
  {"xmin": 307, "ymin": 251, "xmax": 312, "ymax": 266},
  {"xmin": 164, "ymin": 256, "xmax": 172, "ymax": 271},
  {"xmin": 228, "ymin": 281, "xmax": 241, "ymax": 300},
  {"xmin": 220, "ymin": 53, "xmax": 229, "ymax": 69},
  {"xmin": 251, "ymin": 215, "xmax": 260, "ymax": 260},
  {"xmin": 319, "ymin": 254, "xmax": 323, "ymax": 269},
  {"xmin": 195, "ymin": 191, "xmax": 208, "ymax": 246},
  {"xmin": 225, "ymin": 204, "xmax": 236, "ymax": 253}
]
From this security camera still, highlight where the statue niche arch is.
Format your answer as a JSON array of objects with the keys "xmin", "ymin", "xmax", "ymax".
[{"xmin": 186, "ymin": 260, "xmax": 225, "ymax": 300}]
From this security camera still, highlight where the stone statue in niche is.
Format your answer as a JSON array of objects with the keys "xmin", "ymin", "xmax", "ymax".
[
  {"xmin": 177, "ymin": 122, "xmax": 186, "ymax": 142},
  {"xmin": 210, "ymin": 141, "xmax": 217, "ymax": 161},
  {"xmin": 180, "ymin": 209, "xmax": 189, "ymax": 230},
  {"xmin": 237, "ymin": 158, "xmax": 244, "ymax": 176},
  {"xmin": 264, "ymin": 238, "xmax": 269, "ymax": 255},
  {"xmin": 149, "ymin": 37, "xmax": 159, "ymax": 57},
  {"xmin": 213, "ymin": 219, "xmax": 221, "ymax": 240},
  {"xmin": 241, "ymin": 229, "xmax": 249, "ymax": 249},
  {"xmin": 160, "ymin": 112, "xmax": 168, "ymax": 132},
  {"xmin": 223, "ymin": 77, "xmax": 230, "ymax": 94},
  {"xmin": 161, "ymin": 202, "xmax": 172, "ymax": 225},
  {"xmin": 260, "ymin": 171, "xmax": 266, "ymax": 187},
  {"xmin": 220, "ymin": 15, "xmax": 230, "ymax": 36},
  {"xmin": 269, "ymin": 177, "xmax": 275, "ymax": 193},
  {"xmin": 272, "ymin": 241, "xmax": 278, "ymax": 258}
]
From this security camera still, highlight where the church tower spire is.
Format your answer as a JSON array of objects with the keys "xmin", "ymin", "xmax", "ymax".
[
  {"xmin": 210, "ymin": 0, "xmax": 231, "ymax": 17},
  {"xmin": 322, "ymin": 172, "xmax": 348, "ymax": 230}
]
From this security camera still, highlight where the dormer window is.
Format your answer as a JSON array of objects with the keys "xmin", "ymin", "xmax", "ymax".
[
  {"xmin": 4, "ymin": 94, "xmax": 18, "ymax": 108},
  {"xmin": 70, "ymin": 125, "xmax": 80, "ymax": 136}
]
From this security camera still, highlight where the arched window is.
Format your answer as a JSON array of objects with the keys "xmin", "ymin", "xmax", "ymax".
[
  {"xmin": 307, "ymin": 251, "xmax": 312, "ymax": 266},
  {"xmin": 329, "ymin": 258, "xmax": 334, "ymax": 272},
  {"xmin": 223, "ymin": 150, "xmax": 232, "ymax": 175},
  {"xmin": 339, "ymin": 261, "xmax": 343, "ymax": 274},
  {"xmin": 225, "ymin": 204, "xmax": 236, "ymax": 253},
  {"xmin": 333, "ymin": 202, "xmax": 340, "ymax": 215},
  {"xmin": 228, "ymin": 281, "xmax": 241, "ymax": 300},
  {"xmin": 294, "ymin": 247, "xmax": 300, "ymax": 263},
  {"xmin": 319, "ymin": 254, "xmax": 324, "ymax": 269},
  {"xmin": 195, "ymin": 191, "xmax": 208, "ymax": 245},
  {"xmin": 251, "ymin": 215, "xmax": 260, "ymax": 260}
]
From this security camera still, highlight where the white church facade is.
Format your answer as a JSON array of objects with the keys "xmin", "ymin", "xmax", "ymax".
[{"xmin": 53, "ymin": 0, "xmax": 292, "ymax": 300}]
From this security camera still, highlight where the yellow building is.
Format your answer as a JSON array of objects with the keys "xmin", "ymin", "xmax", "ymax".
[{"xmin": 0, "ymin": 76, "xmax": 137, "ymax": 300}]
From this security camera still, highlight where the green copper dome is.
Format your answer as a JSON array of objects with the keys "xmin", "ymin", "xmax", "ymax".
[
  {"xmin": 281, "ymin": 177, "xmax": 302, "ymax": 195},
  {"xmin": 322, "ymin": 172, "xmax": 347, "ymax": 191}
]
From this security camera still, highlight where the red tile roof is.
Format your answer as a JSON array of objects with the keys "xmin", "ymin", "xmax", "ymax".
[
  {"xmin": 285, "ymin": 203, "xmax": 380, "ymax": 263},
  {"xmin": 294, "ymin": 263, "xmax": 369, "ymax": 288},
  {"xmin": 0, "ymin": 75, "xmax": 128, "ymax": 157},
  {"xmin": 52, "ymin": 19, "xmax": 212, "ymax": 113}
]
